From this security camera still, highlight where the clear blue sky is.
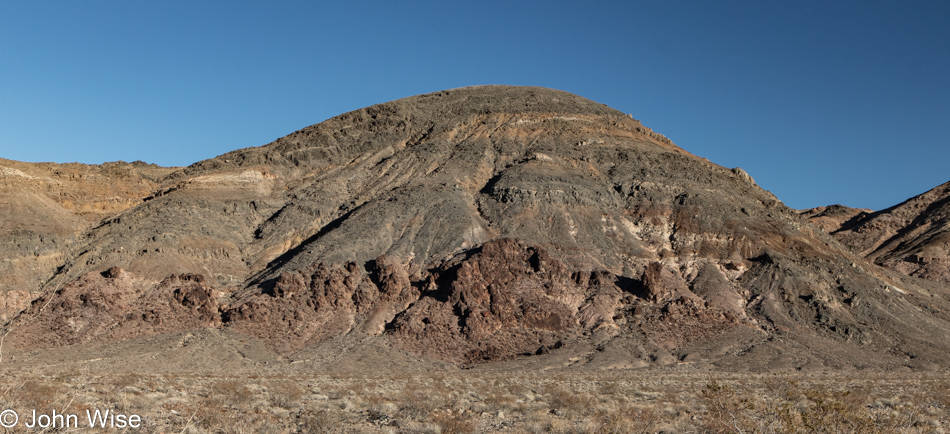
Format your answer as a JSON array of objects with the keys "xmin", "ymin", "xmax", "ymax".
[{"xmin": 1, "ymin": 1, "xmax": 948, "ymax": 210}]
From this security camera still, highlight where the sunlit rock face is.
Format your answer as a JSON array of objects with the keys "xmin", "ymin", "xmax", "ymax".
[{"xmin": 5, "ymin": 86, "xmax": 950, "ymax": 372}]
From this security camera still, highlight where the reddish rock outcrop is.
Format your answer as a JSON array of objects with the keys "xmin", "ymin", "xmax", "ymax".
[
  {"xmin": 222, "ymin": 255, "xmax": 421, "ymax": 354},
  {"xmin": 6, "ymin": 267, "xmax": 220, "ymax": 350},
  {"xmin": 204, "ymin": 239, "xmax": 635, "ymax": 363},
  {"xmin": 391, "ymin": 239, "xmax": 593, "ymax": 363}
]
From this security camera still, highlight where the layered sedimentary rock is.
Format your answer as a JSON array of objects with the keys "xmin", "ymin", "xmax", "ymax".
[
  {"xmin": 4, "ymin": 86, "xmax": 950, "ymax": 371},
  {"xmin": 0, "ymin": 159, "xmax": 174, "ymax": 319},
  {"xmin": 803, "ymin": 182, "xmax": 950, "ymax": 285}
]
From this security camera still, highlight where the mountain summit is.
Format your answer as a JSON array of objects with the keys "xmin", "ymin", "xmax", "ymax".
[{"xmin": 4, "ymin": 86, "xmax": 950, "ymax": 372}]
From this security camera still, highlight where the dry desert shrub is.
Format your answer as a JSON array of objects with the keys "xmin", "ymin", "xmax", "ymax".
[
  {"xmin": 542, "ymin": 381, "xmax": 596, "ymax": 418},
  {"xmin": 110, "ymin": 371, "xmax": 143, "ymax": 389},
  {"xmin": 268, "ymin": 379, "xmax": 306, "ymax": 409},
  {"xmin": 700, "ymin": 377, "xmax": 941, "ymax": 434},
  {"xmin": 211, "ymin": 378, "xmax": 256, "ymax": 407},
  {"xmin": 431, "ymin": 408, "xmax": 476, "ymax": 434},
  {"xmin": 298, "ymin": 408, "xmax": 347, "ymax": 433},
  {"xmin": 1, "ymin": 372, "xmax": 99, "ymax": 423},
  {"xmin": 192, "ymin": 397, "xmax": 230, "ymax": 430},
  {"xmin": 398, "ymin": 387, "xmax": 440, "ymax": 420},
  {"xmin": 523, "ymin": 408, "xmax": 572, "ymax": 433},
  {"xmin": 13, "ymin": 378, "xmax": 65, "ymax": 411},
  {"xmin": 0, "ymin": 371, "xmax": 942, "ymax": 433},
  {"xmin": 594, "ymin": 404, "xmax": 661, "ymax": 434}
]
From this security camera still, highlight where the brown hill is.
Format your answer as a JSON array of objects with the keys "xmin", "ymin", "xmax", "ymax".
[
  {"xmin": 4, "ymin": 86, "xmax": 950, "ymax": 373},
  {"xmin": 798, "ymin": 204, "xmax": 871, "ymax": 233},
  {"xmin": 814, "ymin": 181, "xmax": 950, "ymax": 285},
  {"xmin": 0, "ymin": 158, "xmax": 174, "ymax": 320}
]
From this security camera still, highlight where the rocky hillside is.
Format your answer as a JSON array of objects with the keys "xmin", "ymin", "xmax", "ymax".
[
  {"xmin": 4, "ymin": 86, "xmax": 950, "ymax": 372},
  {"xmin": 0, "ymin": 159, "xmax": 174, "ymax": 320},
  {"xmin": 806, "ymin": 182, "xmax": 950, "ymax": 285},
  {"xmin": 798, "ymin": 205, "xmax": 870, "ymax": 233}
]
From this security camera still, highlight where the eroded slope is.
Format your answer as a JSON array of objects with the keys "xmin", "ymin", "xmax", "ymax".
[
  {"xmin": 0, "ymin": 159, "xmax": 174, "ymax": 319},
  {"xmin": 6, "ymin": 86, "xmax": 950, "ymax": 372},
  {"xmin": 806, "ymin": 182, "xmax": 950, "ymax": 284}
]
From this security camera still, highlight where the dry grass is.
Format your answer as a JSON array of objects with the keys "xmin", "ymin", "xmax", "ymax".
[{"xmin": 0, "ymin": 370, "xmax": 944, "ymax": 432}]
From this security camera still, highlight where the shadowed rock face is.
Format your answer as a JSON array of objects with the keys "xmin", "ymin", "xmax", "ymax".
[{"xmin": 4, "ymin": 86, "xmax": 950, "ymax": 372}]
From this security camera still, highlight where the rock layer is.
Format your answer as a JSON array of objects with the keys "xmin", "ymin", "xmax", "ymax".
[
  {"xmin": 804, "ymin": 182, "xmax": 950, "ymax": 285},
  {"xmin": 3, "ymin": 86, "xmax": 950, "ymax": 372},
  {"xmin": 0, "ymin": 159, "xmax": 174, "ymax": 318}
]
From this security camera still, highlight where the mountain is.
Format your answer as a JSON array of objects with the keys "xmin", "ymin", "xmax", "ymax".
[
  {"xmin": 0, "ymin": 158, "xmax": 174, "ymax": 320},
  {"xmin": 3, "ymin": 86, "xmax": 950, "ymax": 373},
  {"xmin": 798, "ymin": 204, "xmax": 870, "ymax": 234},
  {"xmin": 808, "ymin": 182, "xmax": 950, "ymax": 285}
]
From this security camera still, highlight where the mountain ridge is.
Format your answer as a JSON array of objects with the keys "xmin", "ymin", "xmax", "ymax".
[
  {"xmin": 2, "ymin": 85, "xmax": 949, "ymax": 373},
  {"xmin": 804, "ymin": 181, "xmax": 950, "ymax": 285}
]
